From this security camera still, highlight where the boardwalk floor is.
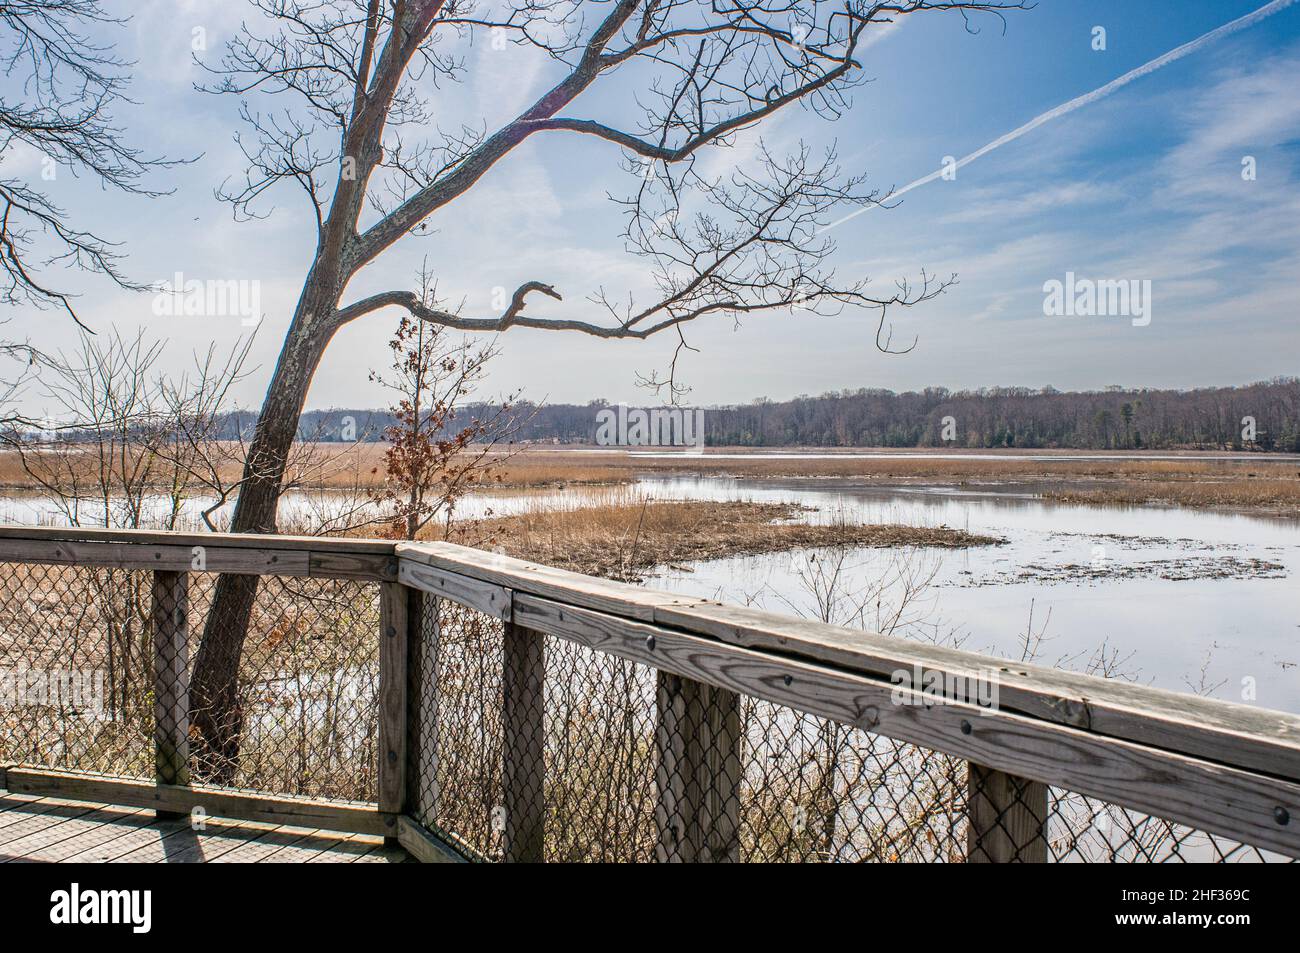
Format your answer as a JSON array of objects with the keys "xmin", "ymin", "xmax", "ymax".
[{"xmin": 0, "ymin": 792, "xmax": 413, "ymax": 863}]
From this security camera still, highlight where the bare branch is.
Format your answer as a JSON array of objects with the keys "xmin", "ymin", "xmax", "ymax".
[{"xmin": 0, "ymin": 1, "xmax": 187, "ymax": 320}]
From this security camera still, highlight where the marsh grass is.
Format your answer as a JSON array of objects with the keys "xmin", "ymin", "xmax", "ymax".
[
  {"xmin": 6, "ymin": 444, "xmax": 1297, "ymax": 514},
  {"xmin": 444, "ymin": 493, "xmax": 1001, "ymax": 580}
]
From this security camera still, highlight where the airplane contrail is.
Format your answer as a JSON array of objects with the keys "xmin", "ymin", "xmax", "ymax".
[{"xmin": 820, "ymin": 0, "xmax": 1298, "ymax": 233}]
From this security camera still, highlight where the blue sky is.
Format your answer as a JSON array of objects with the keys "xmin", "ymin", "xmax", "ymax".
[{"xmin": 3, "ymin": 0, "xmax": 1299, "ymax": 412}]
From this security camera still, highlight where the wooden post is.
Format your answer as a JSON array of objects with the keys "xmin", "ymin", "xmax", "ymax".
[
  {"xmin": 502, "ymin": 622, "xmax": 545, "ymax": 862},
  {"xmin": 966, "ymin": 762, "xmax": 1049, "ymax": 862},
  {"xmin": 151, "ymin": 570, "xmax": 189, "ymax": 820},
  {"xmin": 378, "ymin": 581, "xmax": 410, "ymax": 842},
  {"xmin": 654, "ymin": 672, "xmax": 742, "ymax": 862},
  {"xmin": 404, "ymin": 588, "xmax": 437, "ymax": 822},
  {"xmin": 706, "ymin": 686, "xmax": 742, "ymax": 862}
]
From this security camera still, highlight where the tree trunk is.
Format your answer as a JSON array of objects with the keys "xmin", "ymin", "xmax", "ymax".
[{"xmin": 189, "ymin": 285, "xmax": 337, "ymax": 781}]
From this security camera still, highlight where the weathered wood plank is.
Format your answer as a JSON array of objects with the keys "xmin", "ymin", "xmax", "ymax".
[
  {"xmin": 5, "ymin": 806, "xmax": 152, "ymax": 863},
  {"xmin": 12, "ymin": 807, "xmax": 149, "ymax": 860},
  {"xmin": 248, "ymin": 828, "xmax": 362, "ymax": 864},
  {"xmin": 654, "ymin": 672, "xmax": 695, "ymax": 862},
  {"xmin": 405, "ymin": 590, "xmax": 438, "ymax": 820},
  {"xmin": 396, "ymin": 815, "xmax": 469, "ymax": 863},
  {"xmin": 3, "ymin": 769, "xmax": 386, "ymax": 836},
  {"xmin": 397, "ymin": 543, "xmax": 698, "ymax": 621},
  {"xmin": 135, "ymin": 819, "xmax": 270, "ymax": 863},
  {"xmin": 0, "ymin": 801, "xmax": 98, "ymax": 848},
  {"xmin": 207, "ymin": 826, "xmax": 318, "ymax": 864},
  {"xmin": 651, "ymin": 602, "xmax": 1300, "ymax": 785},
  {"xmin": 502, "ymin": 623, "xmax": 545, "ymax": 863},
  {"xmin": 398, "ymin": 559, "xmax": 512, "ymax": 620},
  {"xmin": 0, "ymin": 795, "xmax": 56, "ymax": 832},
  {"xmin": 308, "ymin": 550, "xmax": 398, "ymax": 581},
  {"xmin": 707, "ymin": 686, "xmax": 742, "ymax": 863},
  {"xmin": 303, "ymin": 831, "xmax": 386, "ymax": 863},
  {"xmin": 0, "ymin": 531, "xmax": 395, "ymax": 579},
  {"xmin": 58, "ymin": 814, "xmax": 192, "ymax": 863},
  {"xmin": 378, "ymin": 581, "xmax": 409, "ymax": 830},
  {"xmin": 966, "ymin": 763, "xmax": 1049, "ymax": 862},
  {"xmin": 0, "ymin": 525, "xmax": 396, "ymax": 553},
  {"xmin": 350, "ymin": 842, "xmax": 415, "ymax": 863},
  {"xmin": 654, "ymin": 674, "xmax": 741, "ymax": 863},
  {"xmin": 152, "ymin": 570, "xmax": 190, "ymax": 811},
  {"xmin": 0, "ymin": 538, "xmax": 310, "ymax": 575},
  {"xmin": 512, "ymin": 593, "xmax": 1300, "ymax": 858}
]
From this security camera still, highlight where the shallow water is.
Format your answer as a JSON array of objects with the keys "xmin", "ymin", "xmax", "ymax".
[
  {"xmin": 4, "ymin": 473, "xmax": 1297, "ymax": 713},
  {"xmin": 563, "ymin": 447, "xmax": 1300, "ymax": 465},
  {"xmin": 628, "ymin": 476, "xmax": 1300, "ymax": 714}
]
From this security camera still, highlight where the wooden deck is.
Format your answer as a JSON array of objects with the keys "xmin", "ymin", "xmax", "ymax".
[{"xmin": 0, "ymin": 793, "xmax": 413, "ymax": 863}]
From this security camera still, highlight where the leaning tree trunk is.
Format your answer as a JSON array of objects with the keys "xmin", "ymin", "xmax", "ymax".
[{"xmin": 189, "ymin": 289, "xmax": 337, "ymax": 781}]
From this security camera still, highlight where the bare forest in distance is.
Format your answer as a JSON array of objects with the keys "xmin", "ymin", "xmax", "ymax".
[{"xmin": 269, "ymin": 377, "xmax": 1300, "ymax": 451}]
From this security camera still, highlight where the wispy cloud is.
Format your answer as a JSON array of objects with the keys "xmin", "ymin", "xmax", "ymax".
[
  {"xmin": 821, "ymin": 0, "xmax": 1299, "ymax": 233},
  {"xmin": 937, "ymin": 181, "xmax": 1122, "ymax": 225}
]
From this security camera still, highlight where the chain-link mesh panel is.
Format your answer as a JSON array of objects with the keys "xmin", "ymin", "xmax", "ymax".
[
  {"xmin": 544, "ymin": 638, "xmax": 658, "ymax": 862},
  {"xmin": 1044, "ymin": 789, "xmax": 1294, "ymax": 863},
  {"xmin": 735, "ymin": 701, "xmax": 968, "ymax": 862},
  {"xmin": 405, "ymin": 600, "xmax": 1294, "ymax": 863},
  {"xmin": 0, "ymin": 563, "xmax": 381, "ymax": 804},
  {"xmin": 0, "ymin": 562, "xmax": 154, "ymax": 777},
  {"xmin": 186, "ymin": 574, "xmax": 381, "ymax": 802},
  {"xmin": 538, "ymin": 649, "xmax": 971, "ymax": 862},
  {"xmin": 407, "ymin": 597, "xmax": 506, "ymax": 861},
  {"xmin": 7, "ymin": 559, "xmax": 1291, "ymax": 862},
  {"xmin": 412, "ymin": 606, "xmax": 973, "ymax": 862}
]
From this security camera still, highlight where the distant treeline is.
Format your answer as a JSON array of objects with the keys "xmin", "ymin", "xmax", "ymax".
[{"xmin": 213, "ymin": 378, "xmax": 1300, "ymax": 451}]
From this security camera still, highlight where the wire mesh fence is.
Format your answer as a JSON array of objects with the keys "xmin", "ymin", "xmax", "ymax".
[
  {"xmin": 406, "ymin": 594, "xmax": 1294, "ymax": 863},
  {"xmin": 0, "ymin": 561, "xmax": 382, "ymax": 803},
  {"xmin": 407, "ymin": 597, "xmax": 506, "ymax": 860},
  {"xmin": 186, "ymin": 573, "xmax": 381, "ymax": 801},
  {"xmin": 1, "ymin": 557, "xmax": 1293, "ymax": 862},
  {"xmin": 1, "ymin": 562, "xmax": 155, "ymax": 778}
]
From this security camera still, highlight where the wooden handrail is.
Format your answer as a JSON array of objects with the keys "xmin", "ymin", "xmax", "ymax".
[
  {"xmin": 397, "ymin": 541, "xmax": 1300, "ymax": 857},
  {"xmin": 1, "ymin": 525, "xmax": 1297, "ymax": 860},
  {"xmin": 397, "ymin": 541, "xmax": 1300, "ymax": 784},
  {"xmin": 0, "ymin": 524, "xmax": 397, "ymax": 580}
]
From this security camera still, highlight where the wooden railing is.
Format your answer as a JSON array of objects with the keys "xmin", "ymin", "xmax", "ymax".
[{"xmin": 0, "ymin": 525, "xmax": 1297, "ymax": 862}]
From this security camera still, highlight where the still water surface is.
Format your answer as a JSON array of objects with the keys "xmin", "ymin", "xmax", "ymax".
[{"xmin": 4, "ymin": 472, "xmax": 1296, "ymax": 712}]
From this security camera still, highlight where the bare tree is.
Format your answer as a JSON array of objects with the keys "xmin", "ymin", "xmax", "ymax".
[
  {"xmin": 0, "ymin": 336, "xmax": 40, "ymax": 428},
  {"xmin": 191, "ymin": 0, "xmax": 1027, "ymax": 777},
  {"xmin": 0, "ymin": 1, "xmax": 181, "ymax": 325},
  {"xmin": 151, "ymin": 338, "xmax": 375, "ymax": 535},
  {"xmin": 9, "ymin": 329, "xmax": 255, "ymax": 530}
]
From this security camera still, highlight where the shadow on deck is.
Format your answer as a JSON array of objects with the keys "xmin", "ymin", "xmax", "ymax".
[{"xmin": 0, "ymin": 793, "xmax": 413, "ymax": 863}]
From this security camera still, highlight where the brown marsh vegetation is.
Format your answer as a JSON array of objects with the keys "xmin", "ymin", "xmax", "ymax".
[
  {"xmin": 447, "ymin": 496, "xmax": 1001, "ymax": 580},
  {"xmin": 5, "ymin": 443, "xmax": 1298, "ymax": 518}
]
